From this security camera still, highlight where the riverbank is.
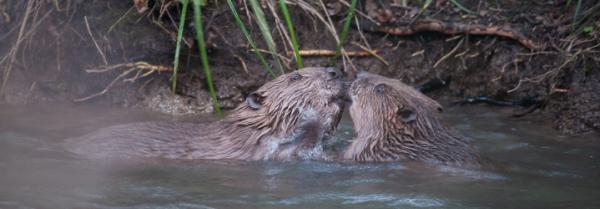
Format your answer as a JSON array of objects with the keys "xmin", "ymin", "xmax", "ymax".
[{"xmin": 0, "ymin": 0, "xmax": 598, "ymax": 135}]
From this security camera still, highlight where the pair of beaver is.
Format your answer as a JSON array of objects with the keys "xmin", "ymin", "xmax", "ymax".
[{"xmin": 66, "ymin": 67, "xmax": 476, "ymax": 164}]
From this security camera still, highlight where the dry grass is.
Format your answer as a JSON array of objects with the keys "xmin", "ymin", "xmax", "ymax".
[{"xmin": 1, "ymin": 0, "xmax": 35, "ymax": 94}]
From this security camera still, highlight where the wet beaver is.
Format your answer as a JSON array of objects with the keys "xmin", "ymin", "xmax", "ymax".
[
  {"xmin": 65, "ymin": 67, "xmax": 345, "ymax": 161},
  {"xmin": 343, "ymin": 72, "xmax": 477, "ymax": 164}
]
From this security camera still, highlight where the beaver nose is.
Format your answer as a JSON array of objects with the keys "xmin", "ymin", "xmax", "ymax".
[{"xmin": 325, "ymin": 67, "xmax": 342, "ymax": 79}]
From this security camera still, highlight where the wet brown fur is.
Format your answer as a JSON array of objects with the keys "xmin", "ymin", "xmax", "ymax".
[
  {"xmin": 343, "ymin": 72, "xmax": 478, "ymax": 165},
  {"xmin": 65, "ymin": 67, "xmax": 345, "ymax": 161}
]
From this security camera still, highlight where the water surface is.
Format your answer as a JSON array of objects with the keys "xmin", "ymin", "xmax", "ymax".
[{"xmin": 1, "ymin": 104, "xmax": 599, "ymax": 209}]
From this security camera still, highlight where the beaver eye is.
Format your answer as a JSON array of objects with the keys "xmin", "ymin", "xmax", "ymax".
[
  {"xmin": 374, "ymin": 84, "xmax": 386, "ymax": 94},
  {"xmin": 290, "ymin": 73, "xmax": 302, "ymax": 81},
  {"xmin": 397, "ymin": 109, "xmax": 417, "ymax": 123}
]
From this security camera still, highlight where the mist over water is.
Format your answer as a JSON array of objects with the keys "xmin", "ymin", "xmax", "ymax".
[{"xmin": 1, "ymin": 104, "xmax": 599, "ymax": 209}]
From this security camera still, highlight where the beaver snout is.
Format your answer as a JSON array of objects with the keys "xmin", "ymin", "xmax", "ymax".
[
  {"xmin": 348, "ymin": 75, "xmax": 368, "ymax": 96},
  {"xmin": 339, "ymin": 92, "xmax": 352, "ymax": 105}
]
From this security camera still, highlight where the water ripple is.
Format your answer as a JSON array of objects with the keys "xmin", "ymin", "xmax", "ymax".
[{"xmin": 269, "ymin": 192, "xmax": 446, "ymax": 208}]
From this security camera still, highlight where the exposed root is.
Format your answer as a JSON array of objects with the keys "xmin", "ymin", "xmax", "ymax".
[
  {"xmin": 74, "ymin": 62, "xmax": 172, "ymax": 102},
  {"xmin": 508, "ymin": 41, "xmax": 599, "ymax": 93},
  {"xmin": 84, "ymin": 15, "xmax": 108, "ymax": 65},
  {"xmin": 433, "ymin": 37, "xmax": 464, "ymax": 68},
  {"xmin": 361, "ymin": 18, "xmax": 541, "ymax": 50},
  {"xmin": 234, "ymin": 55, "xmax": 249, "ymax": 74}
]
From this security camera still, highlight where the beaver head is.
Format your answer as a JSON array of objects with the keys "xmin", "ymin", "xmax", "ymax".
[
  {"xmin": 219, "ymin": 67, "xmax": 346, "ymax": 160},
  {"xmin": 343, "ymin": 72, "xmax": 476, "ymax": 164}
]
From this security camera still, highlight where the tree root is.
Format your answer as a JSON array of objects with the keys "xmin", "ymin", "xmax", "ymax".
[
  {"xmin": 74, "ymin": 62, "xmax": 172, "ymax": 102},
  {"xmin": 360, "ymin": 18, "xmax": 540, "ymax": 50}
]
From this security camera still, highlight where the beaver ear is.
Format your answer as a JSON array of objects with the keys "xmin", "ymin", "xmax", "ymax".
[
  {"xmin": 246, "ymin": 92, "xmax": 264, "ymax": 110},
  {"xmin": 397, "ymin": 109, "xmax": 416, "ymax": 123},
  {"xmin": 290, "ymin": 72, "xmax": 302, "ymax": 81}
]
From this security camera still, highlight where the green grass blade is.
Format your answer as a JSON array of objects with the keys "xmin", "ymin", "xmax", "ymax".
[
  {"xmin": 171, "ymin": 0, "xmax": 189, "ymax": 93},
  {"xmin": 422, "ymin": 0, "xmax": 433, "ymax": 9},
  {"xmin": 572, "ymin": 0, "xmax": 582, "ymax": 31},
  {"xmin": 278, "ymin": 0, "xmax": 303, "ymax": 69},
  {"xmin": 226, "ymin": 0, "xmax": 276, "ymax": 78},
  {"xmin": 248, "ymin": 0, "xmax": 285, "ymax": 74},
  {"xmin": 335, "ymin": 0, "xmax": 358, "ymax": 58},
  {"xmin": 449, "ymin": 0, "xmax": 475, "ymax": 14},
  {"xmin": 192, "ymin": 0, "xmax": 223, "ymax": 117},
  {"xmin": 52, "ymin": 0, "xmax": 60, "ymax": 10}
]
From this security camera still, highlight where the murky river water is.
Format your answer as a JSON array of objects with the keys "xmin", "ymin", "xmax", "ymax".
[{"xmin": 1, "ymin": 104, "xmax": 599, "ymax": 209}]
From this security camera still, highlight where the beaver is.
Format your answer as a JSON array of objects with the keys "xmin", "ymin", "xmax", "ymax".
[
  {"xmin": 65, "ymin": 67, "xmax": 346, "ymax": 161},
  {"xmin": 342, "ymin": 72, "xmax": 478, "ymax": 164}
]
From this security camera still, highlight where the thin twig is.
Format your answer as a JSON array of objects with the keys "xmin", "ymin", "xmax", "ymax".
[
  {"xmin": 411, "ymin": 49, "xmax": 425, "ymax": 57},
  {"xmin": 433, "ymin": 38, "xmax": 464, "ymax": 68},
  {"xmin": 338, "ymin": 0, "xmax": 378, "ymax": 24},
  {"xmin": 1, "ymin": 0, "xmax": 34, "ymax": 94},
  {"xmin": 107, "ymin": 6, "xmax": 135, "ymax": 34},
  {"xmin": 292, "ymin": 49, "xmax": 379, "ymax": 57},
  {"xmin": 266, "ymin": 1, "xmax": 293, "ymax": 67},
  {"xmin": 507, "ymin": 79, "xmax": 524, "ymax": 93},
  {"xmin": 351, "ymin": 42, "xmax": 389, "ymax": 65},
  {"xmin": 293, "ymin": 0, "xmax": 339, "ymax": 43},
  {"xmin": 0, "ymin": 7, "xmax": 53, "ymax": 67},
  {"xmin": 354, "ymin": 16, "xmax": 371, "ymax": 49},
  {"xmin": 317, "ymin": 0, "xmax": 340, "ymax": 44},
  {"xmin": 234, "ymin": 55, "xmax": 250, "ymax": 74},
  {"xmin": 251, "ymin": 48, "xmax": 292, "ymax": 62},
  {"xmin": 84, "ymin": 16, "xmax": 108, "ymax": 65}
]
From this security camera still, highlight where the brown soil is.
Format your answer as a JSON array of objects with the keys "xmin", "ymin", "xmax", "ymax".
[{"xmin": 0, "ymin": 0, "xmax": 598, "ymax": 135}]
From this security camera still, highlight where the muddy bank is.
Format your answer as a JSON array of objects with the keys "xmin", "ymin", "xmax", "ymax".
[{"xmin": 0, "ymin": 0, "xmax": 598, "ymax": 135}]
